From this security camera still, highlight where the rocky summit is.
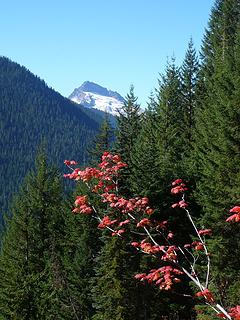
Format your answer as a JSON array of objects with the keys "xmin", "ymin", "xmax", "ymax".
[{"xmin": 68, "ymin": 81, "xmax": 125, "ymax": 116}]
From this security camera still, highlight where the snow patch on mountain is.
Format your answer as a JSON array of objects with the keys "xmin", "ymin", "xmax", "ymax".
[{"xmin": 69, "ymin": 81, "xmax": 125, "ymax": 116}]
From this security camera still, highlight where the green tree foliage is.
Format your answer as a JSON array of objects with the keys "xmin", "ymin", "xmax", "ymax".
[
  {"xmin": 131, "ymin": 50, "xmax": 199, "ymax": 203},
  {"xmin": 1, "ymin": 1, "xmax": 240, "ymax": 317},
  {"xmin": 154, "ymin": 58, "xmax": 184, "ymax": 180},
  {"xmin": 0, "ymin": 56, "xmax": 106, "ymax": 228},
  {"xmin": 0, "ymin": 152, "xmax": 71, "ymax": 319},
  {"xmin": 90, "ymin": 219, "xmax": 194, "ymax": 320},
  {"xmin": 130, "ymin": 60, "xmax": 182, "ymax": 202},
  {"xmin": 115, "ymin": 85, "xmax": 142, "ymax": 194},
  {"xmin": 129, "ymin": 61, "xmax": 197, "ymax": 318},
  {"xmin": 91, "ymin": 236, "xmax": 140, "ymax": 320},
  {"xmin": 193, "ymin": 0, "xmax": 240, "ymax": 306},
  {"xmin": 130, "ymin": 99, "xmax": 160, "ymax": 200},
  {"xmin": 180, "ymin": 39, "xmax": 199, "ymax": 174},
  {"xmin": 116, "ymin": 85, "xmax": 142, "ymax": 160},
  {"xmin": 88, "ymin": 114, "xmax": 114, "ymax": 165},
  {"xmin": 131, "ymin": 59, "xmax": 185, "ymax": 208},
  {"xmin": 62, "ymin": 181, "xmax": 101, "ymax": 320}
]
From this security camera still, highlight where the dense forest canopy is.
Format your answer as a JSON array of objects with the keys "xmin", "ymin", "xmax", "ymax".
[
  {"xmin": 0, "ymin": 0, "xmax": 239, "ymax": 319},
  {"xmin": 0, "ymin": 56, "xmax": 113, "ymax": 229}
]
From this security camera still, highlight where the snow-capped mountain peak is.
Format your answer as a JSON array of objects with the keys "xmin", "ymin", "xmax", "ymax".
[{"xmin": 68, "ymin": 81, "xmax": 125, "ymax": 116}]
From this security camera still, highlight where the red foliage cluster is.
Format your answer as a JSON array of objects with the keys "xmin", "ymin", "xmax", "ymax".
[
  {"xmin": 135, "ymin": 266, "xmax": 183, "ymax": 290},
  {"xmin": 102, "ymin": 193, "xmax": 153, "ymax": 215},
  {"xmin": 228, "ymin": 306, "xmax": 240, "ymax": 320},
  {"xmin": 189, "ymin": 241, "xmax": 204, "ymax": 251},
  {"xmin": 64, "ymin": 153, "xmax": 155, "ymax": 237},
  {"xmin": 64, "ymin": 152, "xmax": 239, "ymax": 320},
  {"xmin": 64, "ymin": 151, "xmax": 127, "ymax": 184},
  {"xmin": 196, "ymin": 289, "xmax": 215, "ymax": 303},
  {"xmin": 171, "ymin": 179, "xmax": 188, "ymax": 195},
  {"xmin": 198, "ymin": 229, "xmax": 212, "ymax": 236},
  {"xmin": 98, "ymin": 216, "xmax": 118, "ymax": 229},
  {"xmin": 171, "ymin": 200, "xmax": 189, "ymax": 208},
  {"xmin": 131, "ymin": 239, "xmax": 165, "ymax": 254},
  {"xmin": 72, "ymin": 195, "xmax": 93, "ymax": 214},
  {"xmin": 226, "ymin": 206, "xmax": 240, "ymax": 223},
  {"xmin": 136, "ymin": 218, "xmax": 151, "ymax": 228},
  {"xmin": 64, "ymin": 160, "xmax": 78, "ymax": 166},
  {"xmin": 217, "ymin": 306, "xmax": 240, "ymax": 319}
]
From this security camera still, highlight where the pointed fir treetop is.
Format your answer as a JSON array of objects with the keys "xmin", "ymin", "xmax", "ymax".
[
  {"xmin": 201, "ymin": 0, "xmax": 240, "ymax": 72},
  {"xmin": 88, "ymin": 114, "xmax": 114, "ymax": 165},
  {"xmin": 118, "ymin": 84, "xmax": 141, "ymax": 118},
  {"xmin": 116, "ymin": 85, "xmax": 142, "ymax": 160},
  {"xmin": 181, "ymin": 38, "xmax": 199, "ymax": 88},
  {"xmin": 155, "ymin": 57, "xmax": 183, "ymax": 122}
]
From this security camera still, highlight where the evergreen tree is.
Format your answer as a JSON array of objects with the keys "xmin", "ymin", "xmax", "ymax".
[
  {"xmin": 0, "ymin": 56, "xmax": 104, "ymax": 229},
  {"xmin": 139, "ymin": 58, "xmax": 184, "ymax": 207},
  {"xmin": 62, "ymin": 181, "xmax": 101, "ymax": 320},
  {"xmin": 115, "ymin": 85, "xmax": 142, "ymax": 194},
  {"xmin": 119, "ymin": 82, "xmax": 194, "ymax": 318},
  {"xmin": 130, "ymin": 59, "xmax": 185, "ymax": 201},
  {"xmin": 180, "ymin": 38, "xmax": 199, "ymax": 171},
  {"xmin": 130, "ymin": 97, "xmax": 160, "ymax": 201},
  {"xmin": 116, "ymin": 85, "xmax": 141, "ymax": 159},
  {"xmin": 0, "ymin": 152, "xmax": 70, "ymax": 319},
  {"xmin": 91, "ymin": 236, "xmax": 140, "ymax": 320},
  {"xmin": 193, "ymin": 0, "xmax": 240, "ymax": 306},
  {"xmin": 91, "ymin": 235, "xmax": 194, "ymax": 320},
  {"xmin": 88, "ymin": 114, "xmax": 114, "ymax": 165}
]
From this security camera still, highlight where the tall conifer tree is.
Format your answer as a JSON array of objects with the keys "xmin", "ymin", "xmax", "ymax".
[
  {"xmin": 151, "ymin": 58, "xmax": 184, "ymax": 204},
  {"xmin": 88, "ymin": 114, "xmax": 114, "ymax": 165},
  {"xmin": 193, "ymin": 0, "xmax": 240, "ymax": 305},
  {"xmin": 91, "ymin": 236, "xmax": 139, "ymax": 320},
  {"xmin": 62, "ymin": 180, "xmax": 101, "ymax": 320},
  {"xmin": 130, "ymin": 98, "xmax": 160, "ymax": 201},
  {"xmin": 180, "ymin": 39, "xmax": 199, "ymax": 173},
  {"xmin": 0, "ymin": 152, "xmax": 70, "ymax": 319},
  {"xmin": 115, "ymin": 85, "xmax": 142, "ymax": 194},
  {"xmin": 116, "ymin": 85, "xmax": 141, "ymax": 160}
]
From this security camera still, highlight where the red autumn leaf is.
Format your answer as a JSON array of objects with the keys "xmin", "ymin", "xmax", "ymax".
[
  {"xmin": 199, "ymin": 229, "xmax": 212, "ymax": 236},
  {"xmin": 131, "ymin": 242, "xmax": 140, "ymax": 248},
  {"xmin": 145, "ymin": 208, "xmax": 154, "ymax": 215},
  {"xmin": 111, "ymin": 229, "xmax": 125, "ymax": 237},
  {"xmin": 64, "ymin": 160, "xmax": 78, "ymax": 166},
  {"xmin": 216, "ymin": 313, "xmax": 227, "ymax": 318},
  {"xmin": 171, "ymin": 184, "xmax": 188, "ymax": 194},
  {"xmin": 118, "ymin": 219, "xmax": 130, "ymax": 227},
  {"xmin": 226, "ymin": 206, "xmax": 240, "ymax": 223},
  {"xmin": 179, "ymin": 200, "xmax": 188, "ymax": 208},
  {"xmin": 229, "ymin": 206, "xmax": 240, "ymax": 213},
  {"xmin": 171, "ymin": 200, "xmax": 188, "ymax": 208},
  {"xmin": 112, "ymin": 155, "xmax": 121, "ymax": 163},
  {"xmin": 192, "ymin": 241, "xmax": 204, "ymax": 251},
  {"xmin": 72, "ymin": 207, "xmax": 81, "ymax": 214},
  {"xmin": 196, "ymin": 289, "xmax": 215, "ymax": 303},
  {"xmin": 74, "ymin": 195, "xmax": 87, "ymax": 206},
  {"xmin": 98, "ymin": 216, "xmax": 118, "ymax": 229},
  {"xmin": 226, "ymin": 214, "xmax": 240, "ymax": 222},
  {"xmin": 134, "ymin": 273, "xmax": 147, "ymax": 280},
  {"xmin": 167, "ymin": 232, "xmax": 174, "ymax": 239},
  {"xmin": 137, "ymin": 218, "xmax": 151, "ymax": 228},
  {"xmin": 171, "ymin": 179, "xmax": 183, "ymax": 186},
  {"xmin": 79, "ymin": 205, "xmax": 93, "ymax": 215},
  {"xmin": 228, "ymin": 305, "xmax": 240, "ymax": 320}
]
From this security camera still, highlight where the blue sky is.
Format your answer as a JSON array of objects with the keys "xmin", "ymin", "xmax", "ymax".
[{"xmin": 1, "ymin": 0, "xmax": 214, "ymax": 106}]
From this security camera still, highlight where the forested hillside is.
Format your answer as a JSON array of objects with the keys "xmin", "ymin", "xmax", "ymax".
[
  {"xmin": 0, "ymin": 56, "xmax": 107, "ymax": 228},
  {"xmin": 0, "ymin": 0, "xmax": 239, "ymax": 319}
]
